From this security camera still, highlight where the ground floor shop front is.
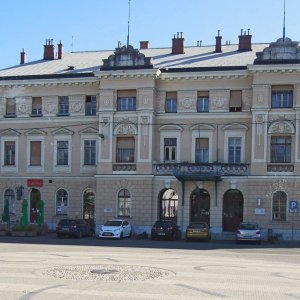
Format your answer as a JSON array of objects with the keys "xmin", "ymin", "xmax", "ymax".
[{"xmin": 0, "ymin": 175, "xmax": 299, "ymax": 240}]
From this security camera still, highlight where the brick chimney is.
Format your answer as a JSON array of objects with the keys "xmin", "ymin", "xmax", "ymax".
[
  {"xmin": 43, "ymin": 39, "xmax": 55, "ymax": 60},
  {"xmin": 20, "ymin": 48, "xmax": 26, "ymax": 64},
  {"xmin": 215, "ymin": 30, "xmax": 222, "ymax": 53},
  {"xmin": 140, "ymin": 41, "xmax": 149, "ymax": 49},
  {"xmin": 238, "ymin": 29, "xmax": 252, "ymax": 51},
  {"xmin": 57, "ymin": 40, "xmax": 63, "ymax": 59},
  {"xmin": 172, "ymin": 32, "xmax": 184, "ymax": 54}
]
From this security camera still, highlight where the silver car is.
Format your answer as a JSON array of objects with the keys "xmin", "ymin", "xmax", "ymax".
[
  {"xmin": 99, "ymin": 219, "xmax": 132, "ymax": 239},
  {"xmin": 236, "ymin": 222, "xmax": 261, "ymax": 244}
]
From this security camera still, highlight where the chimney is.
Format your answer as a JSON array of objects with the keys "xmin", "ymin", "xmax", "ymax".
[
  {"xmin": 172, "ymin": 32, "xmax": 184, "ymax": 54},
  {"xmin": 20, "ymin": 48, "xmax": 26, "ymax": 64},
  {"xmin": 215, "ymin": 30, "xmax": 222, "ymax": 53},
  {"xmin": 57, "ymin": 40, "xmax": 63, "ymax": 59},
  {"xmin": 140, "ymin": 41, "xmax": 149, "ymax": 49},
  {"xmin": 238, "ymin": 29, "xmax": 252, "ymax": 51},
  {"xmin": 43, "ymin": 39, "xmax": 55, "ymax": 60}
]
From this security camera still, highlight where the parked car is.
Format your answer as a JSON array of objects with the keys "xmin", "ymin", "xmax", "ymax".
[
  {"xmin": 98, "ymin": 219, "xmax": 132, "ymax": 239},
  {"xmin": 56, "ymin": 218, "xmax": 92, "ymax": 238},
  {"xmin": 186, "ymin": 222, "xmax": 211, "ymax": 241},
  {"xmin": 236, "ymin": 222, "xmax": 261, "ymax": 244},
  {"xmin": 151, "ymin": 220, "xmax": 181, "ymax": 240}
]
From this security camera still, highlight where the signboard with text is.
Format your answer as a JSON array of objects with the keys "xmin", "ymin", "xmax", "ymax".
[
  {"xmin": 27, "ymin": 179, "xmax": 43, "ymax": 187},
  {"xmin": 289, "ymin": 200, "xmax": 299, "ymax": 213}
]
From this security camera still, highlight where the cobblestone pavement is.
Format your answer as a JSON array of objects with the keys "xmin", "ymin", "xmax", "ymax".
[{"xmin": 0, "ymin": 237, "xmax": 299, "ymax": 299}]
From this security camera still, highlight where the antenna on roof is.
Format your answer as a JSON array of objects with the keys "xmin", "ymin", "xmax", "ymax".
[
  {"xmin": 283, "ymin": 0, "xmax": 286, "ymax": 41},
  {"xmin": 127, "ymin": 0, "xmax": 131, "ymax": 47}
]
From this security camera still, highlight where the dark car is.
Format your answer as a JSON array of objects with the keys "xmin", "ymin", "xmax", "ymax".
[
  {"xmin": 186, "ymin": 222, "xmax": 211, "ymax": 241},
  {"xmin": 151, "ymin": 220, "xmax": 181, "ymax": 240},
  {"xmin": 56, "ymin": 218, "xmax": 92, "ymax": 238}
]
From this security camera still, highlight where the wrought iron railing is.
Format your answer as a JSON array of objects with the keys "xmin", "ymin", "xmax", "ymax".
[
  {"xmin": 267, "ymin": 164, "xmax": 294, "ymax": 172},
  {"xmin": 153, "ymin": 162, "xmax": 249, "ymax": 176}
]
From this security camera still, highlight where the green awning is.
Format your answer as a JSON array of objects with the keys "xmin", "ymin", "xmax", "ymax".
[{"xmin": 173, "ymin": 172, "xmax": 222, "ymax": 182}]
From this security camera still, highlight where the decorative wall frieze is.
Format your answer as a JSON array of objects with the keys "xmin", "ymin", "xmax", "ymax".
[
  {"xmin": 210, "ymin": 90, "xmax": 229, "ymax": 110},
  {"xmin": 114, "ymin": 123, "xmax": 138, "ymax": 136},
  {"xmin": 268, "ymin": 120, "xmax": 295, "ymax": 134}
]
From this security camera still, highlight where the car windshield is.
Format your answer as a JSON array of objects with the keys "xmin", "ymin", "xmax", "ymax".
[
  {"xmin": 154, "ymin": 221, "xmax": 171, "ymax": 227},
  {"xmin": 239, "ymin": 223, "xmax": 258, "ymax": 230},
  {"xmin": 189, "ymin": 223, "xmax": 206, "ymax": 229},
  {"xmin": 58, "ymin": 219, "xmax": 76, "ymax": 226},
  {"xmin": 104, "ymin": 220, "xmax": 122, "ymax": 227}
]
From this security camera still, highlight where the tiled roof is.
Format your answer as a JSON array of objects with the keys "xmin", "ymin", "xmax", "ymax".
[{"xmin": 0, "ymin": 44, "xmax": 269, "ymax": 77}]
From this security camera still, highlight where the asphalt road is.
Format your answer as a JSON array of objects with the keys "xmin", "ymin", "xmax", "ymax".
[{"xmin": 0, "ymin": 235, "xmax": 299, "ymax": 300}]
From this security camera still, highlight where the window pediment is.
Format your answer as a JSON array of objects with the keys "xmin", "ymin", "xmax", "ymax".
[
  {"xmin": 222, "ymin": 123, "xmax": 248, "ymax": 131},
  {"xmin": 159, "ymin": 125, "xmax": 183, "ymax": 132},
  {"xmin": 190, "ymin": 124, "xmax": 216, "ymax": 132},
  {"xmin": 268, "ymin": 120, "xmax": 295, "ymax": 134},
  {"xmin": 51, "ymin": 128, "xmax": 74, "ymax": 136},
  {"xmin": 25, "ymin": 129, "xmax": 47, "ymax": 136},
  {"xmin": 114, "ymin": 123, "xmax": 137, "ymax": 136},
  {"xmin": 0, "ymin": 128, "xmax": 21, "ymax": 136},
  {"xmin": 79, "ymin": 127, "xmax": 98, "ymax": 135}
]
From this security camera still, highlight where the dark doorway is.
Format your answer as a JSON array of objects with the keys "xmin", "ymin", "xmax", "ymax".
[
  {"xmin": 159, "ymin": 189, "xmax": 178, "ymax": 223},
  {"xmin": 83, "ymin": 190, "xmax": 95, "ymax": 232},
  {"xmin": 190, "ymin": 188, "xmax": 210, "ymax": 225},
  {"xmin": 30, "ymin": 188, "xmax": 41, "ymax": 223},
  {"xmin": 222, "ymin": 189, "xmax": 244, "ymax": 232}
]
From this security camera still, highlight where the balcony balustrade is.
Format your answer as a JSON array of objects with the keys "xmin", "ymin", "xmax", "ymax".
[
  {"xmin": 267, "ymin": 164, "xmax": 294, "ymax": 173},
  {"xmin": 154, "ymin": 162, "xmax": 249, "ymax": 177},
  {"xmin": 113, "ymin": 163, "xmax": 136, "ymax": 172}
]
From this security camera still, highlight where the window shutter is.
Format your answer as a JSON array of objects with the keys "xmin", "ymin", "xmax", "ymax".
[
  {"xmin": 30, "ymin": 141, "xmax": 41, "ymax": 165},
  {"xmin": 197, "ymin": 91, "xmax": 209, "ymax": 97},
  {"xmin": 230, "ymin": 91, "xmax": 242, "ymax": 107},
  {"xmin": 196, "ymin": 138, "xmax": 209, "ymax": 149},
  {"xmin": 32, "ymin": 97, "xmax": 42, "ymax": 109},
  {"xmin": 117, "ymin": 90, "xmax": 136, "ymax": 98},
  {"xmin": 117, "ymin": 137, "xmax": 135, "ymax": 148},
  {"xmin": 166, "ymin": 92, "xmax": 177, "ymax": 100},
  {"xmin": 6, "ymin": 98, "xmax": 16, "ymax": 114},
  {"xmin": 271, "ymin": 85, "xmax": 293, "ymax": 91}
]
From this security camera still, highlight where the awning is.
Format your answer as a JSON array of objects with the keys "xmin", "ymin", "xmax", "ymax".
[{"xmin": 173, "ymin": 171, "xmax": 222, "ymax": 182}]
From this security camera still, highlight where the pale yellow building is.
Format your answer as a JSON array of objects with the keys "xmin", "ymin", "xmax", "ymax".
[{"xmin": 0, "ymin": 31, "xmax": 299, "ymax": 240}]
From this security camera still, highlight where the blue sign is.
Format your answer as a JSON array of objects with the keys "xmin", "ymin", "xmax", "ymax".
[{"xmin": 289, "ymin": 200, "xmax": 298, "ymax": 213}]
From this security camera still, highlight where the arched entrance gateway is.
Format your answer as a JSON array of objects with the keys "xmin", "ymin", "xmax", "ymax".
[
  {"xmin": 83, "ymin": 190, "xmax": 95, "ymax": 232},
  {"xmin": 222, "ymin": 189, "xmax": 244, "ymax": 232},
  {"xmin": 30, "ymin": 188, "xmax": 41, "ymax": 223},
  {"xmin": 190, "ymin": 188, "xmax": 210, "ymax": 225},
  {"xmin": 159, "ymin": 189, "xmax": 178, "ymax": 223}
]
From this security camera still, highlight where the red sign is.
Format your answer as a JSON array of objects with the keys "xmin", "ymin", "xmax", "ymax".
[{"xmin": 27, "ymin": 179, "xmax": 43, "ymax": 187}]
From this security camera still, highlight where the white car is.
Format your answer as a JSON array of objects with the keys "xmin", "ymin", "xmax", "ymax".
[{"xmin": 99, "ymin": 219, "xmax": 132, "ymax": 239}]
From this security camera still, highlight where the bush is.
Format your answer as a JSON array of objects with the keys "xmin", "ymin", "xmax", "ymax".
[{"xmin": 12, "ymin": 224, "xmax": 38, "ymax": 232}]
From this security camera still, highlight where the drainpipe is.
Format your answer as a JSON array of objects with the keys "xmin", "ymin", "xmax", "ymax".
[{"xmin": 181, "ymin": 180, "xmax": 185, "ymax": 235}]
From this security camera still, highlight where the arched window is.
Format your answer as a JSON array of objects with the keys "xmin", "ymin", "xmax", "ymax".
[
  {"xmin": 272, "ymin": 191, "xmax": 287, "ymax": 221},
  {"xmin": 4, "ymin": 189, "xmax": 15, "ymax": 214},
  {"xmin": 56, "ymin": 189, "xmax": 68, "ymax": 215},
  {"xmin": 160, "ymin": 189, "xmax": 178, "ymax": 223},
  {"xmin": 118, "ymin": 189, "xmax": 131, "ymax": 217}
]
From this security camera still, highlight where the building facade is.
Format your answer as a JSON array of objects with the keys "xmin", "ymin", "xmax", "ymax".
[{"xmin": 0, "ymin": 32, "xmax": 299, "ymax": 240}]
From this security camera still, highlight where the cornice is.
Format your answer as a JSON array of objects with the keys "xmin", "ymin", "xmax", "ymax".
[
  {"xmin": 248, "ymin": 64, "xmax": 300, "ymax": 74},
  {"xmin": 95, "ymin": 69, "xmax": 161, "ymax": 79}
]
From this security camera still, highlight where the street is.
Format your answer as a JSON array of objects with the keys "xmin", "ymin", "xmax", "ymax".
[{"xmin": 0, "ymin": 235, "xmax": 299, "ymax": 299}]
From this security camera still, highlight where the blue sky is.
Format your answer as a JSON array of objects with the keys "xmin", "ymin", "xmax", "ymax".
[{"xmin": 0, "ymin": 0, "xmax": 299, "ymax": 69}]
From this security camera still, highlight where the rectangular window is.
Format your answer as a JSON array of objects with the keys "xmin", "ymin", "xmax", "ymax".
[
  {"xmin": 271, "ymin": 136, "xmax": 291, "ymax": 163},
  {"xmin": 32, "ymin": 97, "xmax": 42, "ymax": 116},
  {"xmin": 228, "ymin": 137, "xmax": 241, "ymax": 163},
  {"xmin": 57, "ymin": 141, "xmax": 69, "ymax": 165},
  {"xmin": 116, "ymin": 137, "xmax": 135, "ymax": 162},
  {"xmin": 85, "ymin": 95, "xmax": 97, "ymax": 116},
  {"xmin": 195, "ymin": 138, "xmax": 209, "ymax": 163},
  {"xmin": 58, "ymin": 96, "xmax": 69, "ymax": 115},
  {"xmin": 84, "ymin": 140, "xmax": 96, "ymax": 165},
  {"xmin": 117, "ymin": 90, "xmax": 136, "ymax": 111},
  {"xmin": 229, "ymin": 90, "xmax": 242, "ymax": 112},
  {"xmin": 271, "ymin": 85, "xmax": 293, "ymax": 108},
  {"xmin": 197, "ymin": 91, "xmax": 209, "ymax": 112},
  {"xmin": 164, "ymin": 138, "xmax": 177, "ymax": 162},
  {"xmin": 5, "ymin": 98, "xmax": 16, "ymax": 117},
  {"xmin": 30, "ymin": 141, "xmax": 41, "ymax": 166},
  {"xmin": 165, "ymin": 92, "xmax": 177, "ymax": 113},
  {"xmin": 4, "ymin": 141, "xmax": 15, "ymax": 166}
]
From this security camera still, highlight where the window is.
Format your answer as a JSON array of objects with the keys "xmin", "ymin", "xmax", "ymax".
[
  {"xmin": 164, "ymin": 138, "xmax": 177, "ymax": 162},
  {"xmin": 32, "ymin": 97, "xmax": 42, "ymax": 116},
  {"xmin": 56, "ymin": 189, "xmax": 68, "ymax": 215},
  {"xmin": 229, "ymin": 90, "xmax": 242, "ymax": 112},
  {"xmin": 58, "ymin": 96, "xmax": 69, "ymax": 115},
  {"xmin": 116, "ymin": 137, "xmax": 135, "ymax": 162},
  {"xmin": 117, "ymin": 90, "xmax": 136, "ymax": 111},
  {"xmin": 30, "ymin": 141, "xmax": 41, "ymax": 166},
  {"xmin": 272, "ymin": 191, "xmax": 287, "ymax": 221},
  {"xmin": 84, "ymin": 140, "xmax": 96, "ymax": 165},
  {"xmin": 85, "ymin": 96, "xmax": 97, "ymax": 116},
  {"xmin": 271, "ymin": 85, "xmax": 293, "ymax": 108},
  {"xmin": 197, "ymin": 91, "xmax": 209, "ymax": 112},
  {"xmin": 271, "ymin": 136, "xmax": 291, "ymax": 163},
  {"xmin": 195, "ymin": 138, "xmax": 209, "ymax": 163},
  {"xmin": 5, "ymin": 98, "xmax": 16, "ymax": 117},
  {"xmin": 118, "ymin": 189, "xmax": 131, "ymax": 217},
  {"xmin": 4, "ymin": 189, "xmax": 15, "ymax": 214},
  {"xmin": 165, "ymin": 92, "xmax": 177, "ymax": 113},
  {"xmin": 228, "ymin": 137, "xmax": 241, "ymax": 163},
  {"xmin": 4, "ymin": 141, "xmax": 15, "ymax": 166},
  {"xmin": 57, "ymin": 141, "xmax": 69, "ymax": 165}
]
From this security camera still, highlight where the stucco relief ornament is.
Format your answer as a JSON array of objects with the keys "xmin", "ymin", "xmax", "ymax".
[
  {"xmin": 44, "ymin": 103, "xmax": 56, "ymax": 113},
  {"xmin": 141, "ymin": 116, "xmax": 149, "ymax": 124},
  {"xmin": 116, "ymin": 124, "xmax": 136, "ymax": 135},
  {"xmin": 143, "ymin": 96, "xmax": 149, "ymax": 105},
  {"xmin": 272, "ymin": 122, "xmax": 292, "ymax": 134},
  {"xmin": 72, "ymin": 102, "xmax": 83, "ymax": 113},
  {"xmin": 156, "ymin": 97, "xmax": 163, "ymax": 109},
  {"xmin": 182, "ymin": 97, "xmax": 192, "ymax": 109},
  {"xmin": 104, "ymin": 98, "xmax": 110, "ymax": 106},
  {"xmin": 18, "ymin": 103, "xmax": 29, "ymax": 114},
  {"xmin": 212, "ymin": 97, "xmax": 225, "ymax": 109},
  {"xmin": 257, "ymin": 94, "xmax": 264, "ymax": 104}
]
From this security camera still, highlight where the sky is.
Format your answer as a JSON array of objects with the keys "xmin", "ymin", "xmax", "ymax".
[{"xmin": 0, "ymin": 0, "xmax": 299, "ymax": 70}]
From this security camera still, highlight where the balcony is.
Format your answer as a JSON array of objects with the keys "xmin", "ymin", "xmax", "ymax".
[
  {"xmin": 154, "ymin": 162, "xmax": 249, "ymax": 179},
  {"xmin": 267, "ymin": 164, "xmax": 294, "ymax": 173}
]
